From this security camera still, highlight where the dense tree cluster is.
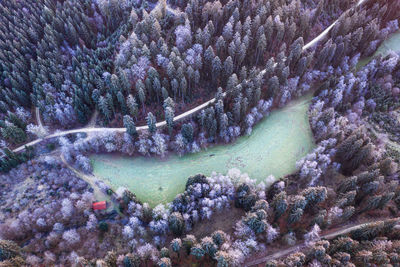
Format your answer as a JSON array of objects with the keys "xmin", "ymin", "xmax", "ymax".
[
  {"xmin": 0, "ymin": 0, "xmax": 123, "ymax": 137},
  {"xmin": 1, "ymin": 0, "xmax": 400, "ymax": 265},
  {"xmin": 0, "ymin": 0, "xmax": 397, "ymax": 170},
  {"xmin": 0, "ymin": 147, "xmax": 34, "ymax": 173},
  {"xmin": 0, "ymin": 0, "xmax": 361, "ymax": 148},
  {"xmin": 269, "ymin": 219, "xmax": 400, "ymax": 266}
]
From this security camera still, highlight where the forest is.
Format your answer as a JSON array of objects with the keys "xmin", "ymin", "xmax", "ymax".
[{"xmin": 0, "ymin": 0, "xmax": 400, "ymax": 266}]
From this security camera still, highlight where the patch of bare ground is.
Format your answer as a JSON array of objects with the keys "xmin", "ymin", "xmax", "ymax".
[{"xmin": 190, "ymin": 207, "xmax": 245, "ymax": 239}]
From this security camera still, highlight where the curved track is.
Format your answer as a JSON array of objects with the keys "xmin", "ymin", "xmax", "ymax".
[
  {"xmin": 245, "ymin": 218, "xmax": 395, "ymax": 267},
  {"xmin": 12, "ymin": 0, "xmax": 368, "ymax": 154}
]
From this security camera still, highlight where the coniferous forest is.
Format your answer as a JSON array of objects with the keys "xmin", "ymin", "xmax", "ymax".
[{"xmin": 1, "ymin": 0, "xmax": 400, "ymax": 266}]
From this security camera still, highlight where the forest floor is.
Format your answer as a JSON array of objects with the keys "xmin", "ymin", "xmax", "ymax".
[{"xmin": 190, "ymin": 207, "xmax": 245, "ymax": 239}]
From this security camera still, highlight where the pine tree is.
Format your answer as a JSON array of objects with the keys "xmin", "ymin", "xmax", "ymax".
[
  {"xmin": 106, "ymin": 92, "xmax": 115, "ymax": 116},
  {"xmin": 288, "ymin": 37, "xmax": 304, "ymax": 69},
  {"xmin": 180, "ymin": 77, "xmax": 187, "ymax": 102},
  {"xmin": 127, "ymin": 95, "xmax": 139, "ymax": 118},
  {"xmin": 241, "ymin": 97, "xmax": 248, "ymax": 121},
  {"xmin": 279, "ymin": 66, "xmax": 290, "ymax": 85},
  {"xmin": 168, "ymin": 212, "xmax": 185, "ymax": 236},
  {"xmin": 1, "ymin": 122, "xmax": 26, "ymax": 144},
  {"xmin": 201, "ymin": 237, "xmax": 217, "ymax": 258},
  {"xmin": 181, "ymin": 123, "xmax": 194, "ymax": 143},
  {"xmin": 288, "ymin": 208, "xmax": 304, "ymax": 225},
  {"xmin": 146, "ymin": 112, "xmax": 157, "ymax": 133},
  {"xmin": 183, "ymin": 235, "xmax": 196, "ymax": 255},
  {"xmin": 119, "ymin": 70, "xmax": 131, "ymax": 92},
  {"xmin": 223, "ymin": 56, "xmax": 234, "ymax": 81},
  {"xmin": 256, "ymin": 33, "xmax": 267, "ymax": 65},
  {"xmin": 117, "ymin": 91, "xmax": 127, "ymax": 114},
  {"xmin": 92, "ymin": 89, "xmax": 101, "ymax": 105},
  {"xmin": 227, "ymin": 74, "xmax": 239, "ymax": 93},
  {"xmin": 215, "ymin": 251, "xmax": 231, "ymax": 267},
  {"xmin": 219, "ymin": 113, "xmax": 228, "ymax": 138},
  {"xmin": 216, "ymin": 36, "xmax": 226, "ymax": 57},
  {"xmin": 152, "ymin": 77, "xmax": 162, "ymax": 104},
  {"xmin": 190, "ymin": 244, "xmax": 205, "ymax": 260},
  {"xmin": 211, "ymin": 230, "xmax": 227, "ymax": 247},
  {"xmin": 161, "ymin": 87, "xmax": 169, "ymax": 100},
  {"xmin": 212, "ymin": 56, "xmax": 222, "ymax": 86},
  {"xmin": 295, "ymin": 57, "xmax": 307, "ymax": 76},
  {"xmin": 170, "ymin": 238, "xmax": 182, "ymax": 257},
  {"xmin": 244, "ymin": 212, "xmax": 268, "ymax": 234},
  {"xmin": 222, "ymin": 21, "xmax": 233, "ymax": 42},
  {"xmin": 136, "ymin": 81, "xmax": 146, "ymax": 111},
  {"xmin": 187, "ymin": 66, "xmax": 195, "ymax": 92},
  {"xmin": 265, "ymin": 58, "xmax": 276, "ymax": 79},
  {"xmin": 204, "ymin": 46, "xmax": 215, "ymax": 73},
  {"xmin": 171, "ymin": 79, "xmax": 179, "ymax": 101},
  {"xmin": 99, "ymin": 96, "xmax": 112, "ymax": 123},
  {"xmin": 272, "ymin": 191, "xmax": 288, "ymax": 221},
  {"xmin": 233, "ymin": 98, "xmax": 241, "ymax": 123},
  {"xmin": 167, "ymin": 62, "xmax": 176, "ymax": 79},
  {"xmin": 165, "ymin": 107, "xmax": 175, "ymax": 135},
  {"xmin": 111, "ymin": 74, "xmax": 120, "ymax": 94},
  {"xmin": 124, "ymin": 115, "xmax": 137, "ymax": 136},
  {"xmin": 157, "ymin": 257, "xmax": 171, "ymax": 267},
  {"xmin": 302, "ymin": 187, "xmax": 327, "ymax": 208},
  {"xmin": 267, "ymin": 76, "xmax": 279, "ymax": 98}
]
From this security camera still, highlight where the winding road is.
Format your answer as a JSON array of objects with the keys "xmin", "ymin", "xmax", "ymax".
[
  {"xmin": 10, "ymin": 0, "xmax": 368, "ymax": 154},
  {"xmin": 303, "ymin": 0, "xmax": 367, "ymax": 50},
  {"xmin": 12, "ymin": 94, "xmax": 224, "ymax": 153}
]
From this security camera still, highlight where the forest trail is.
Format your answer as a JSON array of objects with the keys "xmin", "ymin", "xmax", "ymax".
[
  {"xmin": 10, "ymin": 0, "xmax": 368, "ymax": 154},
  {"xmin": 60, "ymin": 153, "xmax": 121, "ymax": 214},
  {"xmin": 244, "ymin": 218, "xmax": 393, "ymax": 267},
  {"xmin": 86, "ymin": 110, "xmax": 99, "ymax": 128},
  {"xmin": 12, "ymin": 93, "xmax": 224, "ymax": 153},
  {"xmin": 303, "ymin": 0, "xmax": 367, "ymax": 50},
  {"xmin": 35, "ymin": 107, "xmax": 45, "ymax": 132}
]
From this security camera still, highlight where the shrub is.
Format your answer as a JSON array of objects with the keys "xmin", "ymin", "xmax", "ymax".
[
  {"xmin": 0, "ymin": 240, "xmax": 21, "ymax": 261},
  {"xmin": 99, "ymin": 222, "xmax": 109, "ymax": 233}
]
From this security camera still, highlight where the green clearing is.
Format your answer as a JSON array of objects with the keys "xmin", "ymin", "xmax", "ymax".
[
  {"xmin": 91, "ymin": 95, "xmax": 315, "ymax": 206},
  {"xmin": 90, "ymin": 31, "xmax": 400, "ymax": 207}
]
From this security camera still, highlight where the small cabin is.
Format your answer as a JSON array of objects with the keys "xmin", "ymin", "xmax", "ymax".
[{"xmin": 92, "ymin": 201, "xmax": 107, "ymax": 210}]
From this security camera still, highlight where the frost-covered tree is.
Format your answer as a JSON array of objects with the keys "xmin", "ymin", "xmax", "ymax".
[
  {"xmin": 61, "ymin": 198, "xmax": 73, "ymax": 219},
  {"xmin": 304, "ymin": 224, "xmax": 321, "ymax": 245},
  {"xmin": 62, "ymin": 229, "xmax": 80, "ymax": 246},
  {"xmin": 75, "ymin": 155, "xmax": 92, "ymax": 173},
  {"xmin": 175, "ymin": 24, "xmax": 192, "ymax": 52},
  {"xmin": 151, "ymin": 133, "xmax": 167, "ymax": 157},
  {"xmin": 170, "ymin": 238, "xmax": 182, "ymax": 256},
  {"xmin": 26, "ymin": 124, "xmax": 48, "ymax": 138}
]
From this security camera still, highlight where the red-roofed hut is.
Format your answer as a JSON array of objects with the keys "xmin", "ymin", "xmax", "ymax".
[{"xmin": 92, "ymin": 201, "xmax": 107, "ymax": 210}]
